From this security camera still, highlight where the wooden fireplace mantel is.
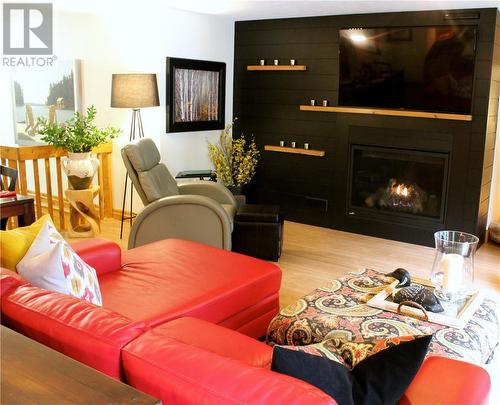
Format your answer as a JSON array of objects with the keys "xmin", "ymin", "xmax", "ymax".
[{"xmin": 299, "ymin": 105, "xmax": 473, "ymax": 121}]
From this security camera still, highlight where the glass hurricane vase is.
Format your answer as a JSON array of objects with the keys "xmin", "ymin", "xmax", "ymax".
[{"xmin": 430, "ymin": 230, "xmax": 479, "ymax": 302}]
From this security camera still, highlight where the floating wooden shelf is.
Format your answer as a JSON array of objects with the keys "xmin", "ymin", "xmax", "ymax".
[
  {"xmin": 264, "ymin": 145, "xmax": 325, "ymax": 157},
  {"xmin": 299, "ymin": 105, "xmax": 472, "ymax": 121},
  {"xmin": 247, "ymin": 65, "xmax": 307, "ymax": 71}
]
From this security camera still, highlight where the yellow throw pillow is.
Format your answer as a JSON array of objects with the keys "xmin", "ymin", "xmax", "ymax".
[{"xmin": 0, "ymin": 214, "xmax": 53, "ymax": 271}]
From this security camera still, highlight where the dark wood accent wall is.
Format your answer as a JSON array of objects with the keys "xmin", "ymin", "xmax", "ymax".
[{"xmin": 233, "ymin": 8, "xmax": 499, "ymax": 246}]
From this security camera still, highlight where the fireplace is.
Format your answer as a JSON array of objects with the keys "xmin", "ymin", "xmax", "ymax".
[{"xmin": 349, "ymin": 145, "xmax": 449, "ymax": 223}]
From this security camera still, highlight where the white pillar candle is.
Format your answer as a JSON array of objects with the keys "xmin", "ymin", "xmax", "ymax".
[{"xmin": 441, "ymin": 253, "xmax": 464, "ymax": 292}]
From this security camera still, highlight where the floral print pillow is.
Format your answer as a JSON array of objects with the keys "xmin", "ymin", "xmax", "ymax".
[{"xmin": 16, "ymin": 221, "xmax": 102, "ymax": 306}]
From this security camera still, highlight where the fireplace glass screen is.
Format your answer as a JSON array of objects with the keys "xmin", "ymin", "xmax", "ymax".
[{"xmin": 350, "ymin": 146, "xmax": 448, "ymax": 219}]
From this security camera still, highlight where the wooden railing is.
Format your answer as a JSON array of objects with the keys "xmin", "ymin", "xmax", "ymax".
[{"xmin": 0, "ymin": 143, "xmax": 114, "ymax": 230}]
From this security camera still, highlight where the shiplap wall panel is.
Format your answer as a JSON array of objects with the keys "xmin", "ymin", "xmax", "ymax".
[{"xmin": 234, "ymin": 8, "xmax": 499, "ymax": 245}]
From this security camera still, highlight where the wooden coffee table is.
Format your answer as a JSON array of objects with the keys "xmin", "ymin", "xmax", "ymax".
[{"xmin": 0, "ymin": 326, "xmax": 160, "ymax": 404}]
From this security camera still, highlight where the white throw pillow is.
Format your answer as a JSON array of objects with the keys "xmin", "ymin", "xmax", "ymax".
[{"xmin": 16, "ymin": 221, "xmax": 102, "ymax": 306}]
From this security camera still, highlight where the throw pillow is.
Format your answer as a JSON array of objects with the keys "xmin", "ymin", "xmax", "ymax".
[
  {"xmin": 271, "ymin": 334, "xmax": 432, "ymax": 405},
  {"xmin": 0, "ymin": 214, "xmax": 52, "ymax": 271},
  {"xmin": 16, "ymin": 221, "xmax": 102, "ymax": 306}
]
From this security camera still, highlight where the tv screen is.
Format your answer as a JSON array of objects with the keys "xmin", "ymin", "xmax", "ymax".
[{"xmin": 338, "ymin": 26, "xmax": 477, "ymax": 114}]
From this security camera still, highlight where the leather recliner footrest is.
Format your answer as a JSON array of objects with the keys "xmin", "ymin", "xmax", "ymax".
[{"xmin": 232, "ymin": 205, "xmax": 283, "ymax": 261}]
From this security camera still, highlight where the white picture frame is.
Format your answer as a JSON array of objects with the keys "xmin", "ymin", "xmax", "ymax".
[{"xmin": 12, "ymin": 59, "xmax": 82, "ymax": 146}]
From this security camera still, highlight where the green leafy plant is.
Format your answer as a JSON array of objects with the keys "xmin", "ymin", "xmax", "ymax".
[
  {"xmin": 37, "ymin": 105, "xmax": 120, "ymax": 153},
  {"xmin": 208, "ymin": 122, "xmax": 260, "ymax": 187}
]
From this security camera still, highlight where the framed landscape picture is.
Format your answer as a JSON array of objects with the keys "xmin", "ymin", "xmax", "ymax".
[
  {"xmin": 166, "ymin": 57, "xmax": 225, "ymax": 133},
  {"xmin": 12, "ymin": 59, "xmax": 82, "ymax": 145}
]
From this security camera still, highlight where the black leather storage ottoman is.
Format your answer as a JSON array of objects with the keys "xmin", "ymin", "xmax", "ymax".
[{"xmin": 232, "ymin": 205, "xmax": 283, "ymax": 261}]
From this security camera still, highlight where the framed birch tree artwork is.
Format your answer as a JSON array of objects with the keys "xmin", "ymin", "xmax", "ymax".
[{"xmin": 166, "ymin": 57, "xmax": 225, "ymax": 133}]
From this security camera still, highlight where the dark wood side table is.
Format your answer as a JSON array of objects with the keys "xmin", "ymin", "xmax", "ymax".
[
  {"xmin": 0, "ymin": 326, "xmax": 160, "ymax": 404},
  {"xmin": 176, "ymin": 170, "xmax": 217, "ymax": 182},
  {"xmin": 0, "ymin": 195, "xmax": 35, "ymax": 230}
]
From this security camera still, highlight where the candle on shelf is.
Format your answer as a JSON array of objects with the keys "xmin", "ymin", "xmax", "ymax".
[{"xmin": 440, "ymin": 253, "xmax": 465, "ymax": 292}]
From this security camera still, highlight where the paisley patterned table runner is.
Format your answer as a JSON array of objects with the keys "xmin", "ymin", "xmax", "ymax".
[{"xmin": 267, "ymin": 269, "xmax": 498, "ymax": 365}]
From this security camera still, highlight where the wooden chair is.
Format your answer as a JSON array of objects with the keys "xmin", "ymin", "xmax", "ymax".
[
  {"xmin": 24, "ymin": 104, "xmax": 39, "ymax": 136},
  {"xmin": 1, "ymin": 165, "xmax": 18, "ymax": 230},
  {"xmin": 1, "ymin": 165, "xmax": 18, "ymax": 192}
]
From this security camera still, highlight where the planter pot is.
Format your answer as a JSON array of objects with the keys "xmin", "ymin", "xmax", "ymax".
[
  {"xmin": 62, "ymin": 152, "xmax": 99, "ymax": 190},
  {"xmin": 228, "ymin": 185, "xmax": 244, "ymax": 195}
]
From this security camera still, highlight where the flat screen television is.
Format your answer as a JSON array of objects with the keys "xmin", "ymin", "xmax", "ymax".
[{"xmin": 338, "ymin": 26, "xmax": 477, "ymax": 114}]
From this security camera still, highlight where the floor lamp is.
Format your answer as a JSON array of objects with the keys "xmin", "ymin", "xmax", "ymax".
[{"xmin": 111, "ymin": 73, "xmax": 160, "ymax": 239}]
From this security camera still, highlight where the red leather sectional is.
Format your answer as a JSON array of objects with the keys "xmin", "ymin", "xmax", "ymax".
[{"xmin": 0, "ymin": 238, "xmax": 491, "ymax": 404}]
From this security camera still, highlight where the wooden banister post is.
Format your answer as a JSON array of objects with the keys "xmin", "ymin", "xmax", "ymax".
[
  {"xmin": 55, "ymin": 157, "xmax": 65, "ymax": 230},
  {"xmin": 44, "ymin": 158, "xmax": 53, "ymax": 218}
]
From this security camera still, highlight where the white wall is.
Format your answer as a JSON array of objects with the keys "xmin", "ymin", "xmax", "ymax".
[{"xmin": 1, "ymin": 6, "xmax": 234, "ymax": 212}]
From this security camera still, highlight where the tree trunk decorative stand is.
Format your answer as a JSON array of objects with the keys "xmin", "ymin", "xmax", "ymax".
[{"xmin": 65, "ymin": 186, "xmax": 100, "ymax": 238}]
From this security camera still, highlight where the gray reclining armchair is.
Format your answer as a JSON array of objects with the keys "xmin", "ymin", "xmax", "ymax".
[{"xmin": 121, "ymin": 138, "xmax": 236, "ymax": 250}]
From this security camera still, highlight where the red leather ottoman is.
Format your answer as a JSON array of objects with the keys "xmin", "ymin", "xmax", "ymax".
[{"xmin": 97, "ymin": 239, "xmax": 282, "ymax": 338}]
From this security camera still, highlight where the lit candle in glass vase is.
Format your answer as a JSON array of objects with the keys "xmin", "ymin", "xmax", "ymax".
[
  {"xmin": 440, "ymin": 253, "xmax": 464, "ymax": 293},
  {"xmin": 431, "ymin": 231, "xmax": 478, "ymax": 301}
]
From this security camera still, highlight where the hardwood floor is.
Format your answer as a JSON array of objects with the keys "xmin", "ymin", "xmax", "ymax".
[
  {"xmin": 83, "ymin": 218, "xmax": 500, "ymax": 308},
  {"xmin": 279, "ymin": 221, "xmax": 500, "ymax": 307}
]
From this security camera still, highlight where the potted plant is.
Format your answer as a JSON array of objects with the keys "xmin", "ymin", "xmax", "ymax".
[
  {"xmin": 37, "ymin": 105, "xmax": 120, "ymax": 190},
  {"xmin": 208, "ymin": 123, "xmax": 260, "ymax": 194}
]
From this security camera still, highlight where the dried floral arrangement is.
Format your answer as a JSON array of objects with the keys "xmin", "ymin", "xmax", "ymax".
[{"xmin": 208, "ymin": 122, "xmax": 260, "ymax": 188}]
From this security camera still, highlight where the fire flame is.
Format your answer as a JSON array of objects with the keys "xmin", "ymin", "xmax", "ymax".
[
  {"xmin": 370, "ymin": 178, "xmax": 426, "ymax": 213},
  {"xmin": 396, "ymin": 184, "xmax": 409, "ymax": 197}
]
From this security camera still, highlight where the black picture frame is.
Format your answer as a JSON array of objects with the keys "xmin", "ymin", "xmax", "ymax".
[{"xmin": 166, "ymin": 57, "xmax": 226, "ymax": 133}]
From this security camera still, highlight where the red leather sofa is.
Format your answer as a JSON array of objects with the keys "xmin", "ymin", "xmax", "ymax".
[{"xmin": 0, "ymin": 238, "xmax": 491, "ymax": 404}]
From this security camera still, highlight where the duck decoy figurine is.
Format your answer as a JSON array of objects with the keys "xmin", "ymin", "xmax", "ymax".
[
  {"xmin": 386, "ymin": 268, "xmax": 412, "ymax": 288},
  {"xmin": 393, "ymin": 284, "xmax": 444, "ymax": 313}
]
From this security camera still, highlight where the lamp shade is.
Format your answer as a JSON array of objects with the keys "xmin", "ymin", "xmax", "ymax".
[{"xmin": 111, "ymin": 73, "xmax": 160, "ymax": 108}]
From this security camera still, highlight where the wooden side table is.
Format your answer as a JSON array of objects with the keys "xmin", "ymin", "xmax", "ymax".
[
  {"xmin": 0, "ymin": 195, "xmax": 35, "ymax": 230},
  {"xmin": 1, "ymin": 326, "xmax": 160, "ymax": 405},
  {"xmin": 65, "ymin": 186, "xmax": 100, "ymax": 238}
]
